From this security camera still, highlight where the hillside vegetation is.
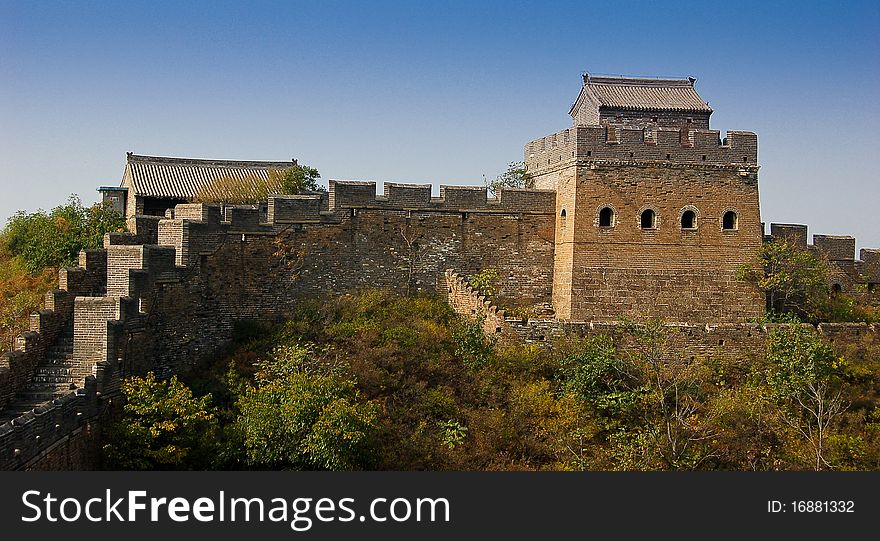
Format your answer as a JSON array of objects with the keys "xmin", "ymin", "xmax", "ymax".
[
  {"xmin": 104, "ymin": 290, "xmax": 880, "ymax": 471},
  {"xmin": 0, "ymin": 197, "xmax": 125, "ymax": 349}
]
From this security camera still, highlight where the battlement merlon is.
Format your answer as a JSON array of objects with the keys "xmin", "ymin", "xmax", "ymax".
[
  {"xmin": 523, "ymin": 125, "xmax": 758, "ymax": 173},
  {"xmin": 813, "ymin": 234, "xmax": 856, "ymax": 262},
  {"xmin": 325, "ymin": 180, "xmax": 556, "ymax": 214},
  {"xmin": 767, "ymin": 224, "xmax": 879, "ymax": 276}
]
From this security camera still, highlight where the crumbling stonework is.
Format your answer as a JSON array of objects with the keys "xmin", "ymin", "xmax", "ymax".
[
  {"xmin": 767, "ymin": 223, "xmax": 880, "ymax": 304},
  {"xmin": 0, "ymin": 184, "xmax": 557, "ymax": 469},
  {"xmin": 2, "ymin": 73, "xmax": 877, "ymax": 470}
]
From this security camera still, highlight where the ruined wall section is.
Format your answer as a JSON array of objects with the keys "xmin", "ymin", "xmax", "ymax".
[
  {"xmin": 442, "ymin": 270, "xmax": 508, "ymax": 336},
  {"xmin": 443, "ymin": 284, "xmax": 878, "ymax": 367},
  {"xmin": 767, "ymin": 223, "xmax": 880, "ymax": 304}
]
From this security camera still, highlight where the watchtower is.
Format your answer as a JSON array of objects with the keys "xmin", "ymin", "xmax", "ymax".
[{"xmin": 524, "ymin": 73, "xmax": 763, "ymax": 322}]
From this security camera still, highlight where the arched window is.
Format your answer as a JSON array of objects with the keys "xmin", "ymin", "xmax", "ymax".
[
  {"xmin": 831, "ymin": 283, "xmax": 842, "ymax": 295},
  {"xmin": 598, "ymin": 206, "xmax": 614, "ymax": 227},
  {"xmin": 722, "ymin": 210, "xmax": 738, "ymax": 230},
  {"xmin": 640, "ymin": 209, "xmax": 656, "ymax": 229},
  {"xmin": 681, "ymin": 210, "xmax": 697, "ymax": 229},
  {"xmin": 560, "ymin": 209, "xmax": 567, "ymax": 228}
]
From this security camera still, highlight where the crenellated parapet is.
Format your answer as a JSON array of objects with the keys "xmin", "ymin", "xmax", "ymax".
[
  {"xmin": 325, "ymin": 180, "xmax": 556, "ymax": 214},
  {"xmin": 767, "ymin": 223, "xmax": 879, "ymax": 295},
  {"xmin": 268, "ymin": 195, "xmax": 326, "ymax": 223},
  {"xmin": 524, "ymin": 125, "xmax": 758, "ymax": 174},
  {"xmin": 59, "ymin": 250, "xmax": 107, "ymax": 298},
  {"xmin": 0, "ymin": 256, "xmax": 98, "ymax": 413},
  {"xmin": 0, "ymin": 366, "xmax": 113, "ymax": 470},
  {"xmin": 442, "ymin": 270, "xmax": 508, "ymax": 337}
]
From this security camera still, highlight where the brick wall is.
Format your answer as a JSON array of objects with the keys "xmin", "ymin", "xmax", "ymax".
[
  {"xmin": 0, "ymin": 290, "xmax": 73, "ymax": 412},
  {"xmin": 525, "ymin": 125, "xmax": 758, "ymax": 174},
  {"xmin": 551, "ymin": 162, "xmax": 763, "ymax": 322},
  {"xmin": 597, "ymin": 109, "xmax": 711, "ymax": 130},
  {"xmin": 443, "ymin": 270, "xmax": 508, "ymax": 336}
]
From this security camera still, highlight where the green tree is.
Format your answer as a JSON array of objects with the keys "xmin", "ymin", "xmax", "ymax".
[
  {"xmin": 103, "ymin": 372, "xmax": 218, "ymax": 470},
  {"xmin": 765, "ymin": 325, "xmax": 847, "ymax": 470},
  {"xmin": 235, "ymin": 342, "xmax": 378, "ymax": 470},
  {"xmin": 485, "ymin": 161, "xmax": 534, "ymax": 196},
  {"xmin": 555, "ymin": 334, "xmax": 623, "ymax": 403},
  {"xmin": 279, "ymin": 164, "xmax": 323, "ymax": 193},
  {"xmin": 617, "ymin": 319, "xmax": 716, "ymax": 469},
  {"xmin": 3, "ymin": 195, "xmax": 125, "ymax": 273},
  {"xmin": 738, "ymin": 240, "xmax": 830, "ymax": 322},
  {"xmin": 0, "ymin": 254, "xmax": 56, "ymax": 349},
  {"xmin": 452, "ymin": 318, "xmax": 495, "ymax": 370},
  {"xmin": 468, "ymin": 268, "xmax": 500, "ymax": 300}
]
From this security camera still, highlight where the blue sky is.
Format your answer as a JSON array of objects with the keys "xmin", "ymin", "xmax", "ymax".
[{"xmin": 1, "ymin": 0, "xmax": 878, "ymax": 250}]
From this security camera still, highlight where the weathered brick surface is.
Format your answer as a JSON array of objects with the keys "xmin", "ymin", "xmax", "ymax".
[
  {"xmin": 0, "ymin": 292, "xmax": 73, "ymax": 412},
  {"xmin": 543, "ymin": 161, "xmax": 763, "ymax": 322},
  {"xmin": 766, "ymin": 223, "xmax": 880, "ymax": 302},
  {"xmin": 525, "ymin": 125, "xmax": 758, "ymax": 175},
  {"xmin": 59, "ymin": 250, "xmax": 107, "ymax": 297},
  {"xmin": 598, "ymin": 109, "xmax": 711, "ymax": 130},
  {"xmin": 813, "ymin": 234, "xmax": 855, "ymax": 262},
  {"xmin": 443, "ymin": 270, "xmax": 507, "ymax": 336}
]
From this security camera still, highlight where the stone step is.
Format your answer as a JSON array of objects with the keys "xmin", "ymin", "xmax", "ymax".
[
  {"xmin": 18, "ymin": 384, "xmax": 78, "ymax": 402},
  {"xmin": 40, "ymin": 355, "xmax": 75, "ymax": 364},
  {"xmin": 34, "ymin": 366, "xmax": 74, "ymax": 376},
  {"xmin": 0, "ymin": 399, "xmax": 52, "ymax": 425},
  {"xmin": 31, "ymin": 374, "xmax": 79, "ymax": 385}
]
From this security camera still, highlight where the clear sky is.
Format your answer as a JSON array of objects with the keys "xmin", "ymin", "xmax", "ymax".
[{"xmin": 1, "ymin": 1, "xmax": 878, "ymax": 251}]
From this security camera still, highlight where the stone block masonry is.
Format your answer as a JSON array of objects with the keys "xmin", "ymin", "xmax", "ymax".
[
  {"xmin": 766, "ymin": 222, "xmax": 880, "ymax": 302},
  {"xmin": 442, "ymin": 269, "xmax": 880, "ymax": 368},
  {"xmin": 524, "ymin": 125, "xmax": 758, "ymax": 177},
  {"xmin": 6, "ymin": 72, "xmax": 877, "ymax": 470},
  {"xmin": 0, "ymin": 184, "xmax": 557, "ymax": 469},
  {"xmin": 443, "ymin": 270, "xmax": 508, "ymax": 336}
]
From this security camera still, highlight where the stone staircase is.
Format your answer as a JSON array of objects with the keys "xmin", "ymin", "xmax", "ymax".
[{"xmin": 0, "ymin": 325, "xmax": 83, "ymax": 425}]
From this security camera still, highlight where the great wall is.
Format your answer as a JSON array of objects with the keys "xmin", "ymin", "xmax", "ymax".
[{"xmin": 2, "ymin": 73, "xmax": 878, "ymax": 470}]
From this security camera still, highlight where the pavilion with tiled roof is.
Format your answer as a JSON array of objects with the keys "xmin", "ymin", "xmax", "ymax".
[
  {"xmin": 570, "ymin": 73, "xmax": 714, "ymax": 129},
  {"xmin": 99, "ymin": 152, "xmax": 297, "ymax": 217}
]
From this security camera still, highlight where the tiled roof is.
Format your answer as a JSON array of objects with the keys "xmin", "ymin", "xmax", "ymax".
[
  {"xmin": 576, "ymin": 74, "xmax": 712, "ymax": 113},
  {"xmin": 122, "ymin": 153, "xmax": 296, "ymax": 199}
]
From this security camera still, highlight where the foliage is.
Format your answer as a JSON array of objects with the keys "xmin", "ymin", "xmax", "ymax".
[
  {"xmin": 235, "ymin": 341, "xmax": 378, "ymax": 470},
  {"xmin": 193, "ymin": 164, "xmax": 323, "ymax": 204},
  {"xmin": 452, "ymin": 319, "xmax": 495, "ymax": 370},
  {"xmin": 0, "ymin": 253, "xmax": 56, "ymax": 350},
  {"xmin": 438, "ymin": 420, "xmax": 468, "ymax": 449},
  {"xmin": 486, "ymin": 162, "xmax": 534, "ymax": 196},
  {"xmin": 0, "ymin": 196, "xmax": 123, "ymax": 348},
  {"xmin": 615, "ymin": 318, "xmax": 716, "ymax": 469},
  {"xmin": 193, "ymin": 174, "xmax": 284, "ymax": 204},
  {"xmin": 106, "ymin": 290, "xmax": 879, "ymax": 472},
  {"xmin": 555, "ymin": 335, "xmax": 623, "ymax": 402},
  {"xmin": 468, "ymin": 268, "xmax": 500, "ymax": 300},
  {"xmin": 2, "ymin": 195, "xmax": 126, "ymax": 273},
  {"xmin": 279, "ymin": 164, "xmax": 323, "ymax": 194},
  {"xmin": 103, "ymin": 373, "xmax": 218, "ymax": 470},
  {"xmin": 765, "ymin": 325, "xmax": 847, "ymax": 470},
  {"xmin": 738, "ymin": 239, "xmax": 876, "ymax": 324}
]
